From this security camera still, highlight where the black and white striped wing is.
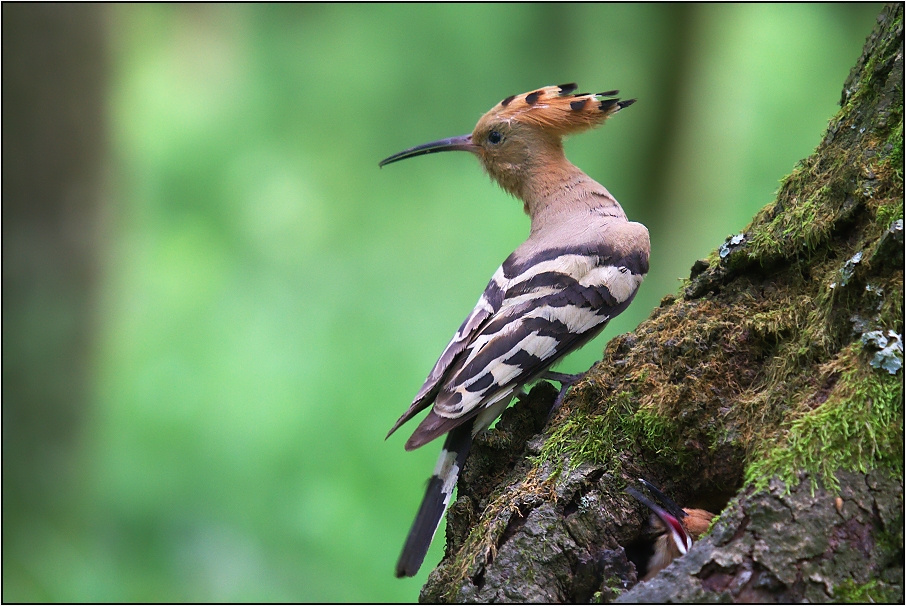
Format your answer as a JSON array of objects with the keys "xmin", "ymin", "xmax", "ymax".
[{"xmin": 405, "ymin": 246, "xmax": 647, "ymax": 448}]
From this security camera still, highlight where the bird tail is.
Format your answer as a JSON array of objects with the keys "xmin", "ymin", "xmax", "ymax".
[{"xmin": 395, "ymin": 424, "xmax": 472, "ymax": 578}]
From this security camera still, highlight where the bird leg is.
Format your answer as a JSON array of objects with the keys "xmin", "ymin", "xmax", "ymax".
[{"xmin": 542, "ymin": 370, "xmax": 586, "ymax": 414}]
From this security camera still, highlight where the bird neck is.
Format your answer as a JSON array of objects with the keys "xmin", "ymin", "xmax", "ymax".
[{"xmin": 517, "ymin": 156, "xmax": 627, "ymax": 234}]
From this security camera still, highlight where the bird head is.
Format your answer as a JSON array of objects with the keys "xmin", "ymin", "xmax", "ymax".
[
  {"xmin": 627, "ymin": 484, "xmax": 693, "ymax": 556},
  {"xmin": 380, "ymin": 84, "xmax": 635, "ymax": 199},
  {"xmin": 630, "ymin": 478, "xmax": 704, "ymax": 547}
]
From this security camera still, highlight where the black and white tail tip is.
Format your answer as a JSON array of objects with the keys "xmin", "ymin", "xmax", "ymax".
[{"xmin": 395, "ymin": 426, "xmax": 472, "ymax": 578}]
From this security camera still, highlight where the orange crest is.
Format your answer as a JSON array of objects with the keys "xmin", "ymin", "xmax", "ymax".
[{"xmin": 476, "ymin": 83, "xmax": 635, "ymax": 136}]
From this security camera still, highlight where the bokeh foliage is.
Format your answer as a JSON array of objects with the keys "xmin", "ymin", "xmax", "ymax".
[{"xmin": 3, "ymin": 3, "xmax": 883, "ymax": 602}]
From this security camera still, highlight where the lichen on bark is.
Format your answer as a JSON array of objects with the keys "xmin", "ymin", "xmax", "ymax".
[{"xmin": 420, "ymin": 4, "xmax": 904, "ymax": 603}]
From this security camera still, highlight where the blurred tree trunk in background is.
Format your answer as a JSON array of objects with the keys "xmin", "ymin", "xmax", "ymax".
[
  {"xmin": 2, "ymin": 1, "xmax": 107, "ymax": 575},
  {"xmin": 421, "ymin": 4, "xmax": 903, "ymax": 603},
  {"xmin": 620, "ymin": 3, "xmax": 694, "ymax": 224}
]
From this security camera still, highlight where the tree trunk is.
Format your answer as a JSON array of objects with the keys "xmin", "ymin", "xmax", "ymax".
[
  {"xmin": 421, "ymin": 4, "xmax": 904, "ymax": 603},
  {"xmin": 2, "ymin": 3, "xmax": 107, "ymax": 532}
]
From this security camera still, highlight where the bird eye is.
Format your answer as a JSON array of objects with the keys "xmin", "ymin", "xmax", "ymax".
[{"xmin": 487, "ymin": 131, "xmax": 503, "ymax": 144}]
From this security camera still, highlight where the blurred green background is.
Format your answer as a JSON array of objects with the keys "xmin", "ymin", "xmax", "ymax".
[{"xmin": 3, "ymin": 3, "xmax": 883, "ymax": 602}]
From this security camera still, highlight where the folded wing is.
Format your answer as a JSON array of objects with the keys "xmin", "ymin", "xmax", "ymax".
[{"xmin": 396, "ymin": 245, "xmax": 647, "ymax": 450}]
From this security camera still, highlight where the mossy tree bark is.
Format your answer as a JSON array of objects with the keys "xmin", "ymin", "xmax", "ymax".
[{"xmin": 420, "ymin": 4, "xmax": 904, "ymax": 603}]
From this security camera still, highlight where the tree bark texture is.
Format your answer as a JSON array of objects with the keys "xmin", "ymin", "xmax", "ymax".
[{"xmin": 421, "ymin": 5, "xmax": 904, "ymax": 603}]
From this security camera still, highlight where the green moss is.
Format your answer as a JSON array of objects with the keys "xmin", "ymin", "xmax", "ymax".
[
  {"xmin": 875, "ymin": 196, "xmax": 903, "ymax": 228},
  {"xmin": 538, "ymin": 385, "xmax": 687, "ymax": 473},
  {"xmin": 539, "ymin": 405, "xmax": 626, "ymax": 470},
  {"xmin": 743, "ymin": 157, "xmax": 860, "ymax": 267},
  {"xmin": 832, "ymin": 578, "xmax": 900, "ymax": 603},
  {"xmin": 625, "ymin": 405, "xmax": 687, "ymax": 461},
  {"xmin": 744, "ymin": 343, "xmax": 904, "ymax": 492}
]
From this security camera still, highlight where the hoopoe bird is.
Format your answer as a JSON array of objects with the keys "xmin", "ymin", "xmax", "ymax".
[
  {"xmin": 381, "ymin": 84, "xmax": 650, "ymax": 578},
  {"xmin": 627, "ymin": 479, "xmax": 714, "ymax": 581}
]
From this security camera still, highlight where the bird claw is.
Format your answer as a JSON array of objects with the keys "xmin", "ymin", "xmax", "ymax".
[{"xmin": 542, "ymin": 370, "xmax": 587, "ymax": 417}]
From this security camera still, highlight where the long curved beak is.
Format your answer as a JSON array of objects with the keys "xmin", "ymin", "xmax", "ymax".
[
  {"xmin": 638, "ymin": 478, "xmax": 687, "ymax": 521},
  {"xmin": 627, "ymin": 485, "xmax": 692, "ymax": 555},
  {"xmin": 379, "ymin": 134, "xmax": 477, "ymax": 167}
]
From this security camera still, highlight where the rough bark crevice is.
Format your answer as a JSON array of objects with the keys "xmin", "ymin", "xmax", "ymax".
[{"xmin": 420, "ymin": 4, "xmax": 903, "ymax": 603}]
